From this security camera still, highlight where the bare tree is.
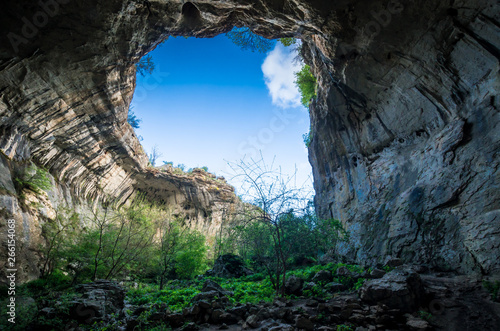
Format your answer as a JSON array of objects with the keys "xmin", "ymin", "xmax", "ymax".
[
  {"xmin": 148, "ymin": 145, "xmax": 163, "ymax": 167},
  {"xmin": 228, "ymin": 156, "xmax": 312, "ymax": 296}
]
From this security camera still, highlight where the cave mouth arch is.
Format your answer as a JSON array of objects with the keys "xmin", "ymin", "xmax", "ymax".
[{"xmin": 130, "ymin": 32, "xmax": 313, "ymax": 193}]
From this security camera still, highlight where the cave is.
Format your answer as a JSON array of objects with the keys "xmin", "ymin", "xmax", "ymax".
[{"xmin": 0, "ymin": 0, "xmax": 499, "ymax": 328}]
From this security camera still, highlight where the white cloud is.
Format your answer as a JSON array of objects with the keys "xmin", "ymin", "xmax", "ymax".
[{"xmin": 262, "ymin": 43, "xmax": 302, "ymax": 108}]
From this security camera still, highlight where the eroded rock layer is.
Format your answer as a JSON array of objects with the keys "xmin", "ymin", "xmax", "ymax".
[
  {"xmin": 306, "ymin": 0, "xmax": 499, "ymax": 275},
  {"xmin": 0, "ymin": 0, "xmax": 498, "ymax": 281}
]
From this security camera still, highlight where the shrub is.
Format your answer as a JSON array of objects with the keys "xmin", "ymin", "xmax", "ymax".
[
  {"xmin": 14, "ymin": 163, "xmax": 52, "ymax": 196},
  {"xmin": 136, "ymin": 55, "xmax": 155, "ymax": 76},
  {"xmin": 226, "ymin": 27, "xmax": 274, "ymax": 53},
  {"xmin": 279, "ymin": 38, "xmax": 297, "ymax": 47},
  {"xmin": 295, "ymin": 65, "xmax": 317, "ymax": 107},
  {"xmin": 303, "ymin": 130, "xmax": 313, "ymax": 147},
  {"xmin": 128, "ymin": 107, "xmax": 141, "ymax": 129}
]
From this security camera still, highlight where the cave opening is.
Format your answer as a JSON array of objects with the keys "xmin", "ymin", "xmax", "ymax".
[{"xmin": 130, "ymin": 30, "xmax": 314, "ymax": 193}]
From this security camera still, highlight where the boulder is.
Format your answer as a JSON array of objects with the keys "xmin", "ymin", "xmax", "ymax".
[
  {"xmin": 246, "ymin": 314, "xmax": 260, "ymax": 328},
  {"xmin": 70, "ymin": 280, "xmax": 125, "ymax": 324},
  {"xmin": 295, "ymin": 316, "xmax": 314, "ymax": 330},
  {"xmin": 370, "ymin": 269, "xmax": 386, "ymax": 279},
  {"xmin": 285, "ymin": 275, "xmax": 304, "ymax": 295},
  {"xmin": 303, "ymin": 282, "xmax": 317, "ymax": 293},
  {"xmin": 359, "ymin": 271, "xmax": 424, "ymax": 313},
  {"xmin": 165, "ymin": 313, "xmax": 185, "ymax": 328},
  {"xmin": 325, "ymin": 282, "xmax": 348, "ymax": 292},
  {"xmin": 192, "ymin": 280, "xmax": 233, "ymax": 302},
  {"xmin": 312, "ymin": 270, "xmax": 333, "ymax": 283},
  {"xmin": 384, "ymin": 256, "xmax": 403, "ymax": 268},
  {"xmin": 406, "ymin": 317, "xmax": 430, "ymax": 330},
  {"xmin": 205, "ymin": 254, "xmax": 253, "ymax": 278}
]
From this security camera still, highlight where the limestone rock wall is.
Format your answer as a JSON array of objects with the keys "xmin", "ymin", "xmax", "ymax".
[
  {"xmin": 0, "ymin": 0, "xmax": 498, "ymax": 279},
  {"xmin": 306, "ymin": 0, "xmax": 500, "ymax": 274}
]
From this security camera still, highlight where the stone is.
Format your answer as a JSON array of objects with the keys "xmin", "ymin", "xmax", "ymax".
[
  {"xmin": 295, "ymin": 316, "xmax": 315, "ymax": 330},
  {"xmin": 406, "ymin": 318, "xmax": 430, "ymax": 330},
  {"xmin": 165, "ymin": 313, "xmax": 185, "ymax": 328},
  {"xmin": 268, "ymin": 325, "xmax": 294, "ymax": 331},
  {"xmin": 198, "ymin": 301, "xmax": 211, "ymax": 309},
  {"xmin": 219, "ymin": 312, "xmax": 238, "ymax": 325},
  {"xmin": 285, "ymin": 275, "xmax": 304, "ymax": 296},
  {"xmin": 370, "ymin": 269, "xmax": 386, "ymax": 279},
  {"xmin": 384, "ymin": 256, "xmax": 403, "ymax": 268},
  {"xmin": 70, "ymin": 280, "xmax": 125, "ymax": 324},
  {"xmin": 206, "ymin": 254, "xmax": 253, "ymax": 278},
  {"xmin": 228, "ymin": 305, "xmax": 248, "ymax": 317},
  {"xmin": 246, "ymin": 314, "xmax": 260, "ymax": 328},
  {"xmin": 336, "ymin": 266, "xmax": 353, "ymax": 277},
  {"xmin": 325, "ymin": 282, "xmax": 348, "ymax": 292},
  {"xmin": 312, "ymin": 270, "xmax": 333, "ymax": 283},
  {"xmin": 211, "ymin": 309, "xmax": 225, "ymax": 323},
  {"xmin": 181, "ymin": 322, "xmax": 200, "ymax": 331},
  {"xmin": 193, "ymin": 280, "xmax": 233, "ymax": 302},
  {"xmin": 359, "ymin": 271, "xmax": 424, "ymax": 313}
]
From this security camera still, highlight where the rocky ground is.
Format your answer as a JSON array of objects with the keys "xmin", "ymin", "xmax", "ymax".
[{"xmin": 31, "ymin": 263, "xmax": 500, "ymax": 331}]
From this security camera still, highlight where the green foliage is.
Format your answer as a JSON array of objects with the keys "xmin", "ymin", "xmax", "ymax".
[
  {"xmin": 62, "ymin": 203, "xmax": 159, "ymax": 282},
  {"xmin": 127, "ymin": 282, "xmax": 201, "ymax": 312},
  {"xmin": 136, "ymin": 55, "xmax": 155, "ymax": 76},
  {"xmin": 418, "ymin": 310, "xmax": 433, "ymax": 321},
  {"xmin": 14, "ymin": 163, "xmax": 52, "ymax": 196},
  {"xmin": 235, "ymin": 202, "xmax": 349, "ymax": 276},
  {"xmin": 354, "ymin": 278, "xmax": 366, "ymax": 290},
  {"xmin": 295, "ymin": 65, "xmax": 317, "ymax": 108},
  {"xmin": 174, "ymin": 230, "xmax": 208, "ymax": 279},
  {"xmin": 0, "ymin": 297, "xmax": 37, "ymax": 330},
  {"xmin": 383, "ymin": 265, "xmax": 395, "ymax": 272},
  {"xmin": 226, "ymin": 27, "xmax": 274, "ymax": 53},
  {"xmin": 303, "ymin": 130, "xmax": 313, "ymax": 147},
  {"xmin": 337, "ymin": 325, "xmax": 354, "ymax": 331},
  {"xmin": 303, "ymin": 282, "xmax": 328, "ymax": 297},
  {"xmin": 40, "ymin": 207, "xmax": 80, "ymax": 277},
  {"xmin": 201, "ymin": 166, "xmax": 209, "ymax": 172},
  {"xmin": 279, "ymin": 37, "xmax": 297, "ymax": 47},
  {"xmin": 127, "ymin": 275, "xmax": 276, "ymax": 312},
  {"xmin": 128, "ymin": 106, "xmax": 141, "ymax": 129},
  {"xmin": 221, "ymin": 278, "xmax": 275, "ymax": 304},
  {"xmin": 483, "ymin": 280, "xmax": 500, "ymax": 300}
]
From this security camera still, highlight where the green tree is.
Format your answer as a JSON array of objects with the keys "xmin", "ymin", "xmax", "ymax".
[
  {"xmin": 40, "ymin": 207, "xmax": 79, "ymax": 277},
  {"xmin": 136, "ymin": 55, "xmax": 155, "ymax": 76},
  {"xmin": 174, "ymin": 230, "xmax": 207, "ymax": 279},
  {"xmin": 64, "ymin": 202, "xmax": 157, "ymax": 282},
  {"xmin": 226, "ymin": 27, "xmax": 274, "ymax": 53},
  {"xmin": 279, "ymin": 37, "xmax": 297, "ymax": 47},
  {"xmin": 295, "ymin": 65, "xmax": 317, "ymax": 107},
  {"xmin": 128, "ymin": 106, "xmax": 141, "ymax": 129}
]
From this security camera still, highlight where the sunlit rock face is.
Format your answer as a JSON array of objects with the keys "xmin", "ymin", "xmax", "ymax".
[{"xmin": 0, "ymin": 0, "xmax": 498, "ymax": 282}]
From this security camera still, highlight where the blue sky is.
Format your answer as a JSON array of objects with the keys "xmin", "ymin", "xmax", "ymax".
[{"xmin": 131, "ymin": 34, "xmax": 312, "ymax": 194}]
